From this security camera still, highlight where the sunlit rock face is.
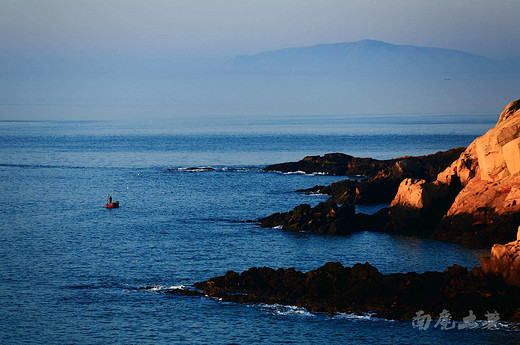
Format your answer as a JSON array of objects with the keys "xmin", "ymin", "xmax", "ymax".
[
  {"xmin": 388, "ymin": 178, "xmax": 454, "ymax": 236},
  {"xmin": 390, "ymin": 178, "xmax": 430, "ymax": 209},
  {"xmin": 475, "ymin": 99, "xmax": 520, "ymax": 182},
  {"xmin": 436, "ymin": 141, "xmax": 478, "ymax": 187},
  {"xmin": 390, "ymin": 99, "xmax": 520, "ymax": 247},
  {"xmin": 481, "ymin": 236, "xmax": 520, "ymax": 288}
]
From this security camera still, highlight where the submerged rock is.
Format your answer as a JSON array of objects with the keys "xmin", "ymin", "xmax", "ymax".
[{"xmin": 185, "ymin": 167, "xmax": 215, "ymax": 171}]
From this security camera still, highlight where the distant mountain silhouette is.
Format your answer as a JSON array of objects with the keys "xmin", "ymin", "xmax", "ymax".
[{"xmin": 224, "ymin": 39, "xmax": 514, "ymax": 77}]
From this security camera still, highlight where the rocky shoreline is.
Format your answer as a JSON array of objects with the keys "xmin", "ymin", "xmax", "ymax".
[
  {"xmin": 167, "ymin": 100, "xmax": 520, "ymax": 324},
  {"xmin": 265, "ymin": 148, "xmax": 464, "ymax": 205},
  {"xmin": 259, "ymin": 148, "xmax": 463, "ymax": 236},
  {"xmin": 165, "ymin": 260, "xmax": 520, "ymax": 323},
  {"xmin": 260, "ymin": 100, "xmax": 520, "ymax": 249}
]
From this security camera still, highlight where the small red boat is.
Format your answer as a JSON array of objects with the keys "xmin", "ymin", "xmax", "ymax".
[
  {"xmin": 105, "ymin": 194, "xmax": 119, "ymax": 208},
  {"xmin": 106, "ymin": 201, "xmax": 119, "ymax": 208}
]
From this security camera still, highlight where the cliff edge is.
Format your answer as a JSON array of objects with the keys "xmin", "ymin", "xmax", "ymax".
[{"xmin": 391, "ymin": 99, "xmax": 520, "ymax": 247}]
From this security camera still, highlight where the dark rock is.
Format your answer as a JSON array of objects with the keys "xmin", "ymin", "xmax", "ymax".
[
  {"xmin": 433, "ymin": 211, "xmax": 520, "ymax": 248},
  {"xmin": 296, "ymin": 180, "xmax": 360, "ymax": 205},
  {"xmin": 169, "ymin": 261, "xmax": 520, "ymax": 322},
  {"xmin": 295, "ymin": 185, "xmax": 326, "ymax": 194},
  {"xmin": 259, "ymin": 202, "xmax": 357, "ymax": 235},
  {"xmin": 320, "ymin": 180, "xmax": 358, "ymax": 204},
  {"xmin": 264, "ymin": 153, "xmax": 384, "ymax": 176},
  {"xmin": 260, "ymin": 148, "xmax": 464, "ymax": 236},
  {"xmin": 355, "ymin": 176, "xmax": 402, "ymax": 204},
  {"xmin": 259, "ymin": 202, "xmax": 389, "ymax": 235},
  {"xmin": 264, "ymin": 148, "xmax": 465, "ymax": 180}
]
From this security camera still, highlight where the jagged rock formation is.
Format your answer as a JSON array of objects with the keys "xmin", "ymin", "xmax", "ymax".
[
  {"xmin": 297, "ymin": 180, "xmax": 358, "ymax": 204},
  {"xmin": 390, "ymin": 99, "xmax": 520, "ymax": 247},
  {"xmin": 286, "ymin": 148, "xmax": 464, "ymax": 205},
  {"xmin": 264, "ymin": 153, "xmax": 385, "ymax": 176},
  {"xmin": 264, "ymin": 149, "xmax": 465, "ymax": 181},
  {"xmin": 259, "ymin": 202, "xmax": 389, "ymax": 235},
  {"xmin": 162, "ymin": 101, "xmax": 520, "ymax": 324},
  {"xmin": 481, "ymin": 229, "xmax": 520, "ymax": 288},
  {"xmin": 262, "ymin": 99, "xmax": 520, "ymax": 248},
  {"xmin": 388, "ymin": 178, "xmax": 456, "ymax": 236},
  {"xmin": 260, "ymin": 148, "xmax": 464, "ymax": 233},
  {"xmin": 166, "ymin": 261, "xmax": 520, "ymax": 322}
]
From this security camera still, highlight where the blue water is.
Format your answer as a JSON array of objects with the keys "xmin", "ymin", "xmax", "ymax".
[{"xmin": 1, "ymin": 115, "xmax": 517, "ymax": 344}]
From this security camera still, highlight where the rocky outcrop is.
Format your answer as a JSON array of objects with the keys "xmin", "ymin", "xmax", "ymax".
[
  {"xmin": 297, "ymin": 180, "xmax": 358, "ymax": 204},
  {"xmin": 352, "ymin": 148, "xmax": 464, "ymax": 204},
  {"xmin": 259, "ymin": 203, "xmax": 353, "ymax": 235},
  {"xmin": 481, "ymin": 229, "xmax": 520, "ymax": 288},
  {"xmin": 390, "ymin": 99, "xmax": 520, "ymax": 247},
  {"xmin": 296, "ymin": 177, "xmax": 401, "ymax": 205},
  {"xmin": 263, "ymin": 99, "xmax": 520, "ymax": 247},
  {"xmin": 296, "ymin": 150, "xmax": 463, "ymax": 205},
  {"xmin": 476, "ymin": 99, "xmax": 520, "ymax": 182},
  {"xmin": 167, "ymin": 261, "xmax": 520, "ymax": 322},
  {"xmin": 264, "ymin": 153, "xmax": 384, "ymax": 176},
  {"xmin": 259, "ymin": 202, "xmax": 389, "ymax": 235},
  {"xmin": 433, "ymin": 175, "xmax": 520, "ymax": 247},
  {"xmin": 388, "ymin": 179, "xmax": 458, "ymax": 236},
  {"xmin": 260, "ymin": 148, "xmax": 464, "ymax": 234},
  {"xmin": 264, "ymin": 149, "xmax": 465, "ymax": 180}
]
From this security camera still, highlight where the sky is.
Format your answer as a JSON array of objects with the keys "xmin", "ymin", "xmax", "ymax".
[
  {"xmin": 1, "ymin": 0, "xmax": 520, "ymax": 58},
  {"xmin": 0, "ymin": 0, "xmax": 519, "ymax": 120}
]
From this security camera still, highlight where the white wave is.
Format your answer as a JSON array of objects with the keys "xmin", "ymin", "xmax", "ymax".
[
  {"xmin": 256, "ymin": 303, "xmax": 314, "ymax": 317},
  {"xmin": 272, "ymin": 225, "xmax": 283, "ymax": 229},
  {"xmin": 167, "ymin": 166, "xmax": 260, "ymax": 173},
  {"xmin": 229, "ymin": 167, "xmax": 257, "ymax": 172},
  {"xmin": 333, "ymin": 312, "xmax": 395, "ymax": 322},
  {"xmin": 177, "ymin": 166, "xmax": 215, "ymax": 172},
  {"xmin": 147, "ymin": 285, "xmax": 185, "ymax": 291},
  {"xmin": 251, "ymin": 303, "xmax": 399, "ymax": 321},
  {"xmin": 206, "ymin": 295, "xmax": 223, "ymax": 301},
  {"xmin": 283, "ymin": 171, "xmax": 329, "ymax": 176},
  {"xmin": 333, "ymin": 312, "xmax": 373, "ymax": 320},
  {"xmin": 283, "ymin": 170, "xmax": 308, "ymax": 175}
]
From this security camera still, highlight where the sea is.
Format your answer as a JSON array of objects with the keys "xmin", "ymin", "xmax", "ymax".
[{"xmin": 1, "ymin": 114, "xmax": 518, "ymax": 344}]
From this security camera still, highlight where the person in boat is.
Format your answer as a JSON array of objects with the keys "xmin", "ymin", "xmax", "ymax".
[{"xmin": 108, "ymin": 194, "xmax": 112, "ymax": 204}]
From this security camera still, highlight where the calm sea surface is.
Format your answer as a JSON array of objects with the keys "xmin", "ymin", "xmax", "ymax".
[{"xmin": 1, "ymin": 115, "xmax": 517, "ymax": 344}]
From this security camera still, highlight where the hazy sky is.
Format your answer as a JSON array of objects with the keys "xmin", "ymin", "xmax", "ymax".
[
  {"xmin": 1, "ymin": 0, "xmax": 519, "ymax": 120},
  {"xmin": 1, "ymin": 0, "xmax": 520, "ymax": 58}
]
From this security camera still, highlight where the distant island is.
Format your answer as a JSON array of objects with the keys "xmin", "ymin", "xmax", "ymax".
[{"xmin": 224, "ymin": 39, "xmax": 519, "ymax": 78}]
